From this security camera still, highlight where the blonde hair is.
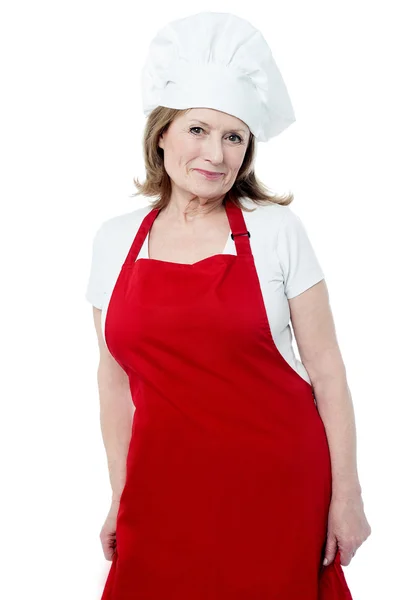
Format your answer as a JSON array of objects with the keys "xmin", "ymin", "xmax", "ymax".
[{"xmin": 131, "ymin": 106, "xmax": 294, "ymax": 212}]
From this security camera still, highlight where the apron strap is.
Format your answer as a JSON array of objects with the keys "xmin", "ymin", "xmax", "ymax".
[
  {"xmin": 124, "ymin": 207, "xmax": 160, "ymax": 266},
  {"xmin": 124, "ymin": 198, "xmax": 253, "ymax": 265},
  {"xmin": 225, "ymin": 199, "xmax": 252, "ymax": 257}
]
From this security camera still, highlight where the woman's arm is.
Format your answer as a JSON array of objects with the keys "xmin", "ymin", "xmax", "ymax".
[
  {"xmin": 93, "ymin": 306, "xmax": 135, "ymax": 502},
  {"xmin": 288, "ymin": 280, "xmax": 362, "ymax": 499}
]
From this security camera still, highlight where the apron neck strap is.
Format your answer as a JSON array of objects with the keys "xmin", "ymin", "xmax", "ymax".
[
  {"xmin": 225, "ymin": 199, "xmax": 252, "ymax": 257},
  {"xmin": 124, "ymin": 198, "xmax": 252, "ymax": 266}
]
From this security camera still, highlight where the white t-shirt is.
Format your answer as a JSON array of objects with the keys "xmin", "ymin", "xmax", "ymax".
[{"xmin": 85, "ymin": 197, "xmax": 325, "ymax": 385}]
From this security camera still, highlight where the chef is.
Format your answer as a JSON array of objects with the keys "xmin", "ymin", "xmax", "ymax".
[{"xmin": 86, "ymin": 11, "xmax": 371, "ymax": 599}]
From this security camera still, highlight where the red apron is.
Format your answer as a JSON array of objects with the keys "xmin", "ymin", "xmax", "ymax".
[{"xmin": 101, "ymin": 198, "xmax": 353, "ymax": 599}]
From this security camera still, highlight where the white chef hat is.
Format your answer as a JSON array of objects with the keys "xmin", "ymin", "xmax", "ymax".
[{"xmin": 140, "ymin": 11, "xmax": 296, "ymax": 143}]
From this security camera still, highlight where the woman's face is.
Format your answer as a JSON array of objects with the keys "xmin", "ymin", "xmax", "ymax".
[{"xmin": 158, "ymin": 107, "xmax": 250, "ymax": 204}]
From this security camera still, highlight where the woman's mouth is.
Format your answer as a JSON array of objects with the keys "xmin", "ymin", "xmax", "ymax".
[{"xmin": 194, "ymin": 169, "xmax": 224, "ymax": 180}]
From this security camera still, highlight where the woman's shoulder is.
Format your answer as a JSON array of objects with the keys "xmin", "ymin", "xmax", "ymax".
[
  {"xmin": 98, "ymin": 203, "xmax": 153, "ymax": 240},
  {"xmin": 241, "ymin": 197, "xmax": 295, "ymax": 232}
]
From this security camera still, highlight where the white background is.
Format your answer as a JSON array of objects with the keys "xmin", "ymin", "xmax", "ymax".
[{"xmin": 1, "ymin": 1, "xmax": 397, "ymax": 598}]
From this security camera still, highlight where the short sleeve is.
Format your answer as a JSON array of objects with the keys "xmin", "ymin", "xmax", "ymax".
[
  {"xmin": 85, "ymin": 223, "xmax": 107, "ymax": 309},
  {"xmin": 276, "ymin": 207, "xmax": 325, "ymax": 299}
]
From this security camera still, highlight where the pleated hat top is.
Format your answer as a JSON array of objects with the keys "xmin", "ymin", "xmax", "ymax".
[{"xmin": 140, "ymin": 11, "xmax": 296, "ymax": 142}]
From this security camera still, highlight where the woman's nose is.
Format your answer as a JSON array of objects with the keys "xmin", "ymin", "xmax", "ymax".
[{"xmin": 202, "ymin": 136, "xmax": 224, "ymax": 164}]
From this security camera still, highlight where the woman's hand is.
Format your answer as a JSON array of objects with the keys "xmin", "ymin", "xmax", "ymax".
[
  {"xmin": 323, "ymin": 492, "xmax": 372, "ymax": 567},
  {"xmin": 99, "ymin": 497, "xmax": 121, "ymax": 561}
]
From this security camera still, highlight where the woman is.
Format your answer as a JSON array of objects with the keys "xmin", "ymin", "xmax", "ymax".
[{"xmin": 86, "ymin": 11, "xmax": 371, "ymax": 599}]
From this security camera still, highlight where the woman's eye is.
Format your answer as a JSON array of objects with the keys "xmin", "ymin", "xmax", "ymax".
[{"xmin": 189, "ymin": 127, "xmax": 242, "ymax": 143}]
